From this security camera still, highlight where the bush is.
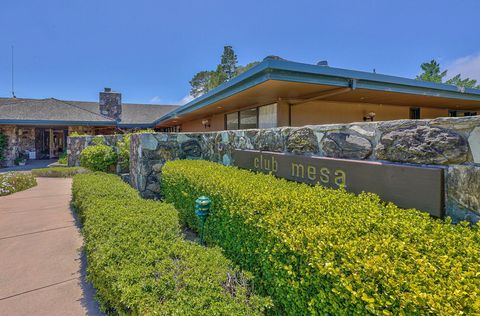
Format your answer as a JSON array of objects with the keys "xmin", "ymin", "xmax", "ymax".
[
  {"xmin": 162, "ymin": 160, "xmax": 480, "ymax": 315},
  {"xmin": 57, "ymin": 152, "xmax": 68, "ymax": 165},
  {"xmin": 72, "ymin": 172, "xmax": 270, "ymax": 315},
  {"xmin": 31, "ymin": 167, "xmax": 89, "ymax": 178},
  {"xmin": 0, "ymin": 172, "xmax": 37, "ymax": 196},
  {"xmin": 80, "ymin": 144, "xmax": 117, "ymax": 172}
]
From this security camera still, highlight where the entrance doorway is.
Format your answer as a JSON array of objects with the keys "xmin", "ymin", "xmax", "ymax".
[{"xmin": 35, "ymin": 128, "xmax": 67, "ymax": 159}]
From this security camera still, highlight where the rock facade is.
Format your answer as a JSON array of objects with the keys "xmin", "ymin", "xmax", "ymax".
[
  {"xmin": 0, "ymin": 126, "xmax": 36, "ymax": 167},
  {"xmin": 67, "ymin": 134, "xmax": 126, "ymax": 173},
  {"xmin": 68, "ymin": 116, "xmax": 480, "ymax": 223}
]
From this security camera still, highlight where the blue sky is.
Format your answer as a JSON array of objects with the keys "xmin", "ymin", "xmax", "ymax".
[{"xmin": 0, "ymin": 0, "xmax": 479, "ymax": 104}]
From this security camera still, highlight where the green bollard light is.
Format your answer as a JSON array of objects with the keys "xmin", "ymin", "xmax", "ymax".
[{"xmin": 195, "ymin": 196, "xmax": 211, "ymax": 245}]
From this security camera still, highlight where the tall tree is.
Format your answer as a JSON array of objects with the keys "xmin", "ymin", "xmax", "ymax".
[
  {"xmin": 235, "ymin": 61, "xmax": 260, "ymax": 76},
  {"xmin": 189, "ymin": 71, "xmax": 214, "ymax": 98},
  {"xmin": 219, "ymin": 46, "xmax": 238, "ymax": 81},
  {"xmin": 189, "ymin": 46, "xmax": 259, "ymax": 97},
  {"xmin": 416, "ymin": 59, "xmax": 480, "ymax": 89},
  {"xmin": 446, "ymin": 74, "xmax": 478, "ymax": 89},
  {"xmin": 416, "ymin": 60, "xmax": 447, "ymax": 83}
]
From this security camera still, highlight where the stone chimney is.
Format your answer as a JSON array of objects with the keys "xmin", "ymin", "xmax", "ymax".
[{"xmin": 99, "ymin": 87, "xmax": 122, "ymax": 121}]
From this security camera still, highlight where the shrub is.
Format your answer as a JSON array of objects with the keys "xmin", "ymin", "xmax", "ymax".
[
  {"xmin": 57, "ymin": 152, "xmax": 68, "ymax": 165},
  {"xmin": 80, "ymin": 144, "xmax": 117, "ymax": 172},
  {"xmin": 72, "ymin": 172, "xmax": 270, "ymax": 315},
  {"xmin": 162, "ymin": 160, "xmax": 480, "ymax": 315},
  {"xmin": 31, "ymin": 167, "xmax": 89, "ymax": 178},
  {"xmin": 0, "ymin": 172, "xmax": 37, "ymax": 196}
]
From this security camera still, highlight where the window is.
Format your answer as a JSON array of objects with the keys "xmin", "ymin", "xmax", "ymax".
[
  {"xmin": 259, "ymin": 104, "xmax": 277, "ymax": 128},
  {"xmin": 225, "ymin": 112, "xmax": 239, "ymax": 130},
  {"xmin": 240, "ymin": 108, "xmax": 258, "ymax": 129},
  {"xmin": 410, "ymin": 107, "xmax": 420, "ymax": 119},
  {"xmin": 224, "ymin": 103, "xmax": 278, "ymax": 130},
  {"xmin": 449, "ymin": 110, "xmax": 477, "ymax": 117}
]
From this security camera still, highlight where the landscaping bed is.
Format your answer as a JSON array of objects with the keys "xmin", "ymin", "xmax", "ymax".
[
  {"xmin": 0, "ymin": 172, "xmax": 37, "ymax": 196},
  {"xmin": 31, "ymin": 167, "xmax": 90, "ymax": 178},
  {"xmin": 162, "ymin": 160, "xmax": 480, "ymax": 315},
  {"xmin": 72, "ymin": 172, "xmax": 270, "ymax": 315}
]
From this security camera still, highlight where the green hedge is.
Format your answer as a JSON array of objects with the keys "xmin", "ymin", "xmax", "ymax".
[
  {"xmin": 32, "ymin": 167, "xmax": 89, "ymax": 178},
  {"xmin": 162, "ymin": 160, "xmax": 480, "ymax": 315},
  {"xmin": 0, "ymin": 172, "xmax": 37, "ymax": 196},
  {"xmin": 80, "ymin": 144, "xmax": 117, "ymax": 172},
  {"xmin": 72, "ymin": 172, "xmax": 270, "ymax": 315}
]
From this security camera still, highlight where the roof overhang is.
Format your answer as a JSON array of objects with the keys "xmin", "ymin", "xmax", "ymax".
[
  {"xmin": 0, "ymin": 119, "xmax": 117, "ymax": 126},
  {"xmin": 154, "ymin": 59, "xmax": 480, "ymax": 127}
]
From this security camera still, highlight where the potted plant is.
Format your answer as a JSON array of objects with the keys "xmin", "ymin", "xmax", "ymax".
[{"xmin": 14, "ymin": 157, "xmax": 27, "ymax": 166}]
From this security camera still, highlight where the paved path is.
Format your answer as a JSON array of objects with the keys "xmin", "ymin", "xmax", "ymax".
[
  {"xmin": 0, "ymin": 159, "xmax": 56, "ymax": 173},
  {"xmin": 0, "ymin": 178, "xmax": 102, "ymax": 316}
]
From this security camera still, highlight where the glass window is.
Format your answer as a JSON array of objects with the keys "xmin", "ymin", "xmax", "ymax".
[
  {"xmin": 240, "ymin": 108, "xmax": 258, "ymax": 129},
  {"xmin": 259, "ymin": 103, "xmax": 277, "ymax": 128},
  {"xmin": 409, "ymin": 107, "xmax": 420, "ymax": 119},
  {"xmin": 225, "ymin": 112, "xmax": 239, "ymax": 130}
]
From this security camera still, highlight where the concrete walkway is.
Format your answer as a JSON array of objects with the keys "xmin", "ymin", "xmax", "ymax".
[
  {"xmin": 0, "ymin": 159, "xmax": 57, "ymax": 173},
  {"xmin": 0, "ymin": 178, "xmax": 102, "ymax": 316}
]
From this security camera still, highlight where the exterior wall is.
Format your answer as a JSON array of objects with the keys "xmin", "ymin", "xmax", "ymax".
[
  {"xmin": 290, "ymin": 100, "xmax": 450, "ymax": 126},
  {"xmin": 67, "ymin": 134, "xmax": 126, "ymax": 173},
  {"xmin": 179, "ymin": 100, "xmax": 454, "ymax": 132},
  {"xmin": 181, "ymin": 114, "xmax": 224, "ymax": 132},
  {"xmin": 0, "ymin": 125, "xmax": 36, "ymax": 167},
  {"xmin": 129, "ymin": 116, "xmax": 480, "ymax": 224}
]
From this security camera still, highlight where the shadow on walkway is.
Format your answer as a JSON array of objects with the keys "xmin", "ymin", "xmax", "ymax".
[{"xmin": 70, "ymin": 204, "xmax": 104, "ymax": 316}]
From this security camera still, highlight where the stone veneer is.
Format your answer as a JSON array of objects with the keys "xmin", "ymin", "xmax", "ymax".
[
  {"xmin": 0, "ymin": 126, "xmax": 36, "ymax": 167},
  {"xmin": 67, "ymin": 134, "xmax": 127, "ymax": 173},
  {"xmin": 68, "ymin": 116, "xmax": 480, "ymax": 223}
]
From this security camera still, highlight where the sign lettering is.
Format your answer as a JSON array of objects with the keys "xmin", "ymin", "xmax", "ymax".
[{"xmin": 232, "ymin": 150, "xmax": 445, "ymax": 217}]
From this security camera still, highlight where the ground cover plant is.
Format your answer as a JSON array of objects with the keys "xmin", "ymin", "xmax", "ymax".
[
  {"xmin": 162, "ymin": 159, "xmax": 480, "ymax": 315},
  {"xmin": 0, "ymin": 172, "xmax": 37, "ymax": 196},
  {"xmin": 31, "ymin": 167, "xmax": 89, "ymax": 178},
  {"xmin": 72, "ymin": 172, "xmax": 270, "ymax": 315}
]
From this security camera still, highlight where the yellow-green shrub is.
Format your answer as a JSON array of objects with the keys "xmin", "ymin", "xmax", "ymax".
[
  {"xmin": 80, "ymin": 144, "xmax": 117, "ymax": 172},
  {"xmin": 32, "ymin": 167, "xmax": 89, "ymax": 178},
  {"xmin": 162, "ymin": 160, "xmax": 480, "ymax": 315},
  {"xmin": 0, "ymin": 172, "xmax": 37, "ymax": 196},
  {"xmin": 72, "ymin": 172, "xmax": 270, "ymax": 315}
]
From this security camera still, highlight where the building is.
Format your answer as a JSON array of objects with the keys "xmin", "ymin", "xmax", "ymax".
[
  {"xmin": 0, "ymin": 88, "xmax": 177, "ymax": 166},
  {"xmin": 153, "ymin": 58, "xmax": 480, "ymax": 132}
]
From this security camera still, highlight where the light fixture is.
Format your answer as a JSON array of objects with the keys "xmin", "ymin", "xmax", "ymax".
[
  {"xmin": 202, "ymin": 119, "xmax": 211, "ymax": 128},
  {"xmin": 363, "ymin": 112, "xmax": 376, "ymax": 122}
]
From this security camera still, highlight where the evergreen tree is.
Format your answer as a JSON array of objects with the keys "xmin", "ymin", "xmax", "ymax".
[
  {"xmin": 446, "ymin": 74, "xmax": 478, "ymax": 89},
  {"xmin": 416, "ymin": 60, "xmax": 447, "ymax": 83},
  {"xmin": 416, "ymin": 59, "xmax": 480, "ymax": 89},
  {"xmin": 189, "ymin": 71, "xmax": 215, "ymax": 98},
  {"xmin": 219, "ymin": 46, "xmax": 238, "ymax": 81},
  {"xmin": 189, "ymin": 46, "xmax": 260, "ymax": 97}
]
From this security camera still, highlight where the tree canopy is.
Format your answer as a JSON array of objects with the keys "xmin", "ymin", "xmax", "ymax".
[
  {"xmin": 189, "ymin": 46, "xmax": 260, "ymax": 98},
  {"xmin": 416, "ymin": 59, "xmax": 479, "ymax": 89}
]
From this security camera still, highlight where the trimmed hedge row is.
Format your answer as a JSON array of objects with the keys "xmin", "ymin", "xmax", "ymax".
[
  {"xmin": 162, "ymin": 160, "xmax": 480, "ymax": 315},
  {"xmin": 72, "ymin": 172, "xmax": 270, "ymax": 315},
  {"xmin": 31, "ymin": 167, "xmax": 89, "ymax": 178},
  {"xmin": 0, "ymin": 172, "xmax": 37, "ymax": 196}
]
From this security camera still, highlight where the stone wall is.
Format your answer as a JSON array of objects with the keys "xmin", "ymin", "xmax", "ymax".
[
  {"xmin": 0, "ymin": 125, "xmax": 36, "ymax": 167},
  {"xmin": 67, "ymin": 134, "xmax": 126, "ymax": 173},
  {"xmin": 128, "ymin": 116, "xmax": 480, "ymax": 224}
]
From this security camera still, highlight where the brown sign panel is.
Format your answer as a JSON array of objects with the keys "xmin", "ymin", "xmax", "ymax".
[{"xmin": 232, "ymin": 150, "xmax": 445, "ymax": 217}]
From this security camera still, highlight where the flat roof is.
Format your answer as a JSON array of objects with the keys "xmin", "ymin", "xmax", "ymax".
[{"xmin": 154, "ymin": 59, "xmax": 480, "ymax": 127}]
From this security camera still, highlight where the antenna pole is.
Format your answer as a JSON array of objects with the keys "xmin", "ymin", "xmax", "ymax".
[{"xmin": 11, "ymin": 45, "xmax": 15, "ymax": 98}]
